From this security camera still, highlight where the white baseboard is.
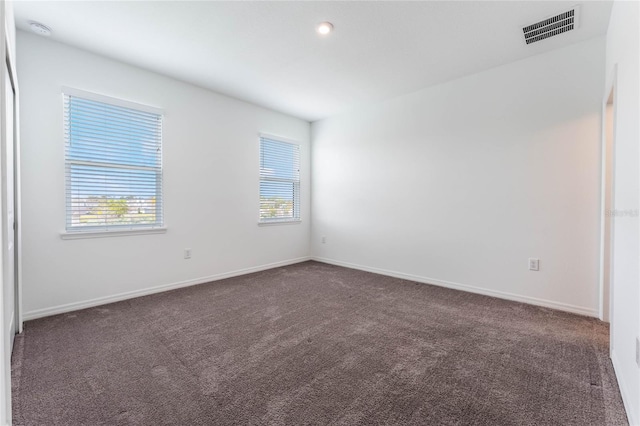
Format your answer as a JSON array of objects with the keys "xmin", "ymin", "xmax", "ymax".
[
  {"xmin": 23, "ymin": 256, "xmax": 311, "ymax": 321},
  {"xmin": 312, "ymin": 257, "xmax": 598, "ymax": 318},
  {"xmin": 611, "ymin": 349, "xmax": 638, "ymax": 426},
  {"xmin": 23, "ymin": 255, "xmax": 599, "ymax": 320},
  {"xmin": 8, "ymin": 315, "xmax": 13, "ymax": 353}
]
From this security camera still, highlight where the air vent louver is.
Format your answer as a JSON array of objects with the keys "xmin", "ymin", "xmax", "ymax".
[{"xmin": 523, "ymin": 8, "xmax": 579, "ymax": 45}]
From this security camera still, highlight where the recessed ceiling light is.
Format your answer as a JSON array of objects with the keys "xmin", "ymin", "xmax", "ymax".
[
  {"xmin": 29, "ymin": 21, "xmax": 52, "ymax": 37},
  {"xmin": 317, "ymin": 22, "xmax": 333, "ymax": 35}
]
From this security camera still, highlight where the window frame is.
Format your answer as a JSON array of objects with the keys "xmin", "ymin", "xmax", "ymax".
[
  {"xmin": 258, "ymin": 133, "xmax": 301, "ymax": 226},
  {"xmin": 60, "ymin": 87, "xmax": 166, "ymax": 239}
]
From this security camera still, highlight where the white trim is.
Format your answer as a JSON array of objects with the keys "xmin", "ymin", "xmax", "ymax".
[
  {"xmin": 258, "ymin": 220, "xmax": 301, "ymax": 226},
  {"xmin": 0, "ymin": 19, "xmax": 13, "ymax": 426},
  {"xmin": 7, "ymin": 8, "xmax": 22, "ymax": 338},
  {"xmin": 611, "ymin": 349, "xmax": 637, "ymax": 426},
  {"xmin": 257, "ymin": 133, "xmax": 301, "ymax": 223},
  {"xmin": 599, "ymin": 64, "xmax": 618, "ymax": 323},
  {"xmin": 313, "ymin": 257, "xmax": 598, "ymax": 317},
  {"xmin": 258, "ymin": 132, "xmax": 300, "ymax": 146},
  {"xmin": 60, "ymin": 227, "xmax": 167, "ymax": 240},
  {"xmin": 61, "ymin": 86, "xmax": 164, "ymax": 115},
  {"xmin": 23, "ymin": 256, "xmax": 311, "ymax": 321},
  {"xmin": 6, "ymin": 318, "xmax": 11, "ymax": 356},
  {"xmin": 14, "ymin": 66, "xmax": 22, "ymax": 335}
]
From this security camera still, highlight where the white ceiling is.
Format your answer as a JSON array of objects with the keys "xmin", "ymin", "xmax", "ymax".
[{"xmin": 14, "ymin": 1, "xmax": 612, "ymax": 122}]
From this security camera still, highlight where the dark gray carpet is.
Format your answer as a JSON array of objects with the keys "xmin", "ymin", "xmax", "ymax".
[{"xmin": 12, "ymin": 261, "xmax": 627, "ymax": 425}]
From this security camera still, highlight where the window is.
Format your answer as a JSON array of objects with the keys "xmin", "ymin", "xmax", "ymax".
[
  {"xmin": 259, "ymin": 135, "xmax": 300, "ymax": 223},
  {"xmin": 63, "ymin": 89, "xmax": 163, "ymax": 233}
]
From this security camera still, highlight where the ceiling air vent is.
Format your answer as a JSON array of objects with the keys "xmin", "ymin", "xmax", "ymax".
[{"xmin": 522, "ymin": 7, "xmax": 580, "ymax": 45}]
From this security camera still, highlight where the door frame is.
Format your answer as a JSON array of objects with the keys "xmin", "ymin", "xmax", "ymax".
[
  {"xmin": 599, "ymin": 65, "xmax": 617, "ymax": 335},
  {"xmin": 6, "ymin": 38, "xmax": 20, "ymax": 336},
  {"xmin": 0, "ymin": 6, "xmax": 20, "ymax": 422}
]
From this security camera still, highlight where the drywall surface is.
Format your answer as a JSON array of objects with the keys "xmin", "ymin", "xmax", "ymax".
[
  {"xmin": 18, "ymin": 32, "xmax": 310, "ymax": 317},
  {"xmin": 312, "ymin": 37, "xmax": 605, "ymax": 317},
  {"xmin": 605, "ymin": 1, "xmax": 640, "ymax": 424}
]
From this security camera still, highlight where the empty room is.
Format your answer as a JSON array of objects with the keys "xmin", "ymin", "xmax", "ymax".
[{"xmin": 0, "ymin": 0, "xmax": 636, "ymax": 424}]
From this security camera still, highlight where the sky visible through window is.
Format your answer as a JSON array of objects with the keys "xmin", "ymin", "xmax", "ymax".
[
  {"xmin": 260, "ymin": 140, "xmax": 297, "ymax": 195},
  {"xmin": 66, "ymin": 95, "xmax": 162, "ymax": 229},
  {"xmin": 68, "ymin": 99, "xmax": 160, "ymax": 167},
  {"xmin": 259, "ymin": 137, "xmax": 300, "ymax": 220}
]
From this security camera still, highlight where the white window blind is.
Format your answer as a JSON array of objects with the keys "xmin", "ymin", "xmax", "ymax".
[
  {"xmin": 64, "ymin": 91, "xmax": 163, "ymax": 232},
  {"xmin": 259, "ymin": 135, "xmax": 300, "ymax": 223}
]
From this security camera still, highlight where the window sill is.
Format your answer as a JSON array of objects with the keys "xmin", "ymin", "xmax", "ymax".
[
  {"xmin": 60, "ymin": 227, "xmax": 167, "ymax": 240},
  {"xmin": 258, "ymin": 220, "xmax": 301, "ymax": 227}
]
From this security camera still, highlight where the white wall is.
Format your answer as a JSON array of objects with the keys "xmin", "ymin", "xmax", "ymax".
[
  {"xmin": 605, "ymin": 1, "xmax": 640, "ymax": 424},
  {"xmin": 17, "ymin": 31, "xmax": 311, "ymax": 318},
  {"xmin": 312, "ymin": 37, "xmax": 605, "ymax": 317}
]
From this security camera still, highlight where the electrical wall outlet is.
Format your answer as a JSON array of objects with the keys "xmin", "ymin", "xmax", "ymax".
[
  {"xmin": 184, "ymin": 248, "xmax": 192, "ymax": 259},
  {"xmin": 321, "ymin": 236, "xmax": 326, "ymax": 244},
  {"xmin": 528, "ymin": 258, "xmax": 539, "ymax": 271}
]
